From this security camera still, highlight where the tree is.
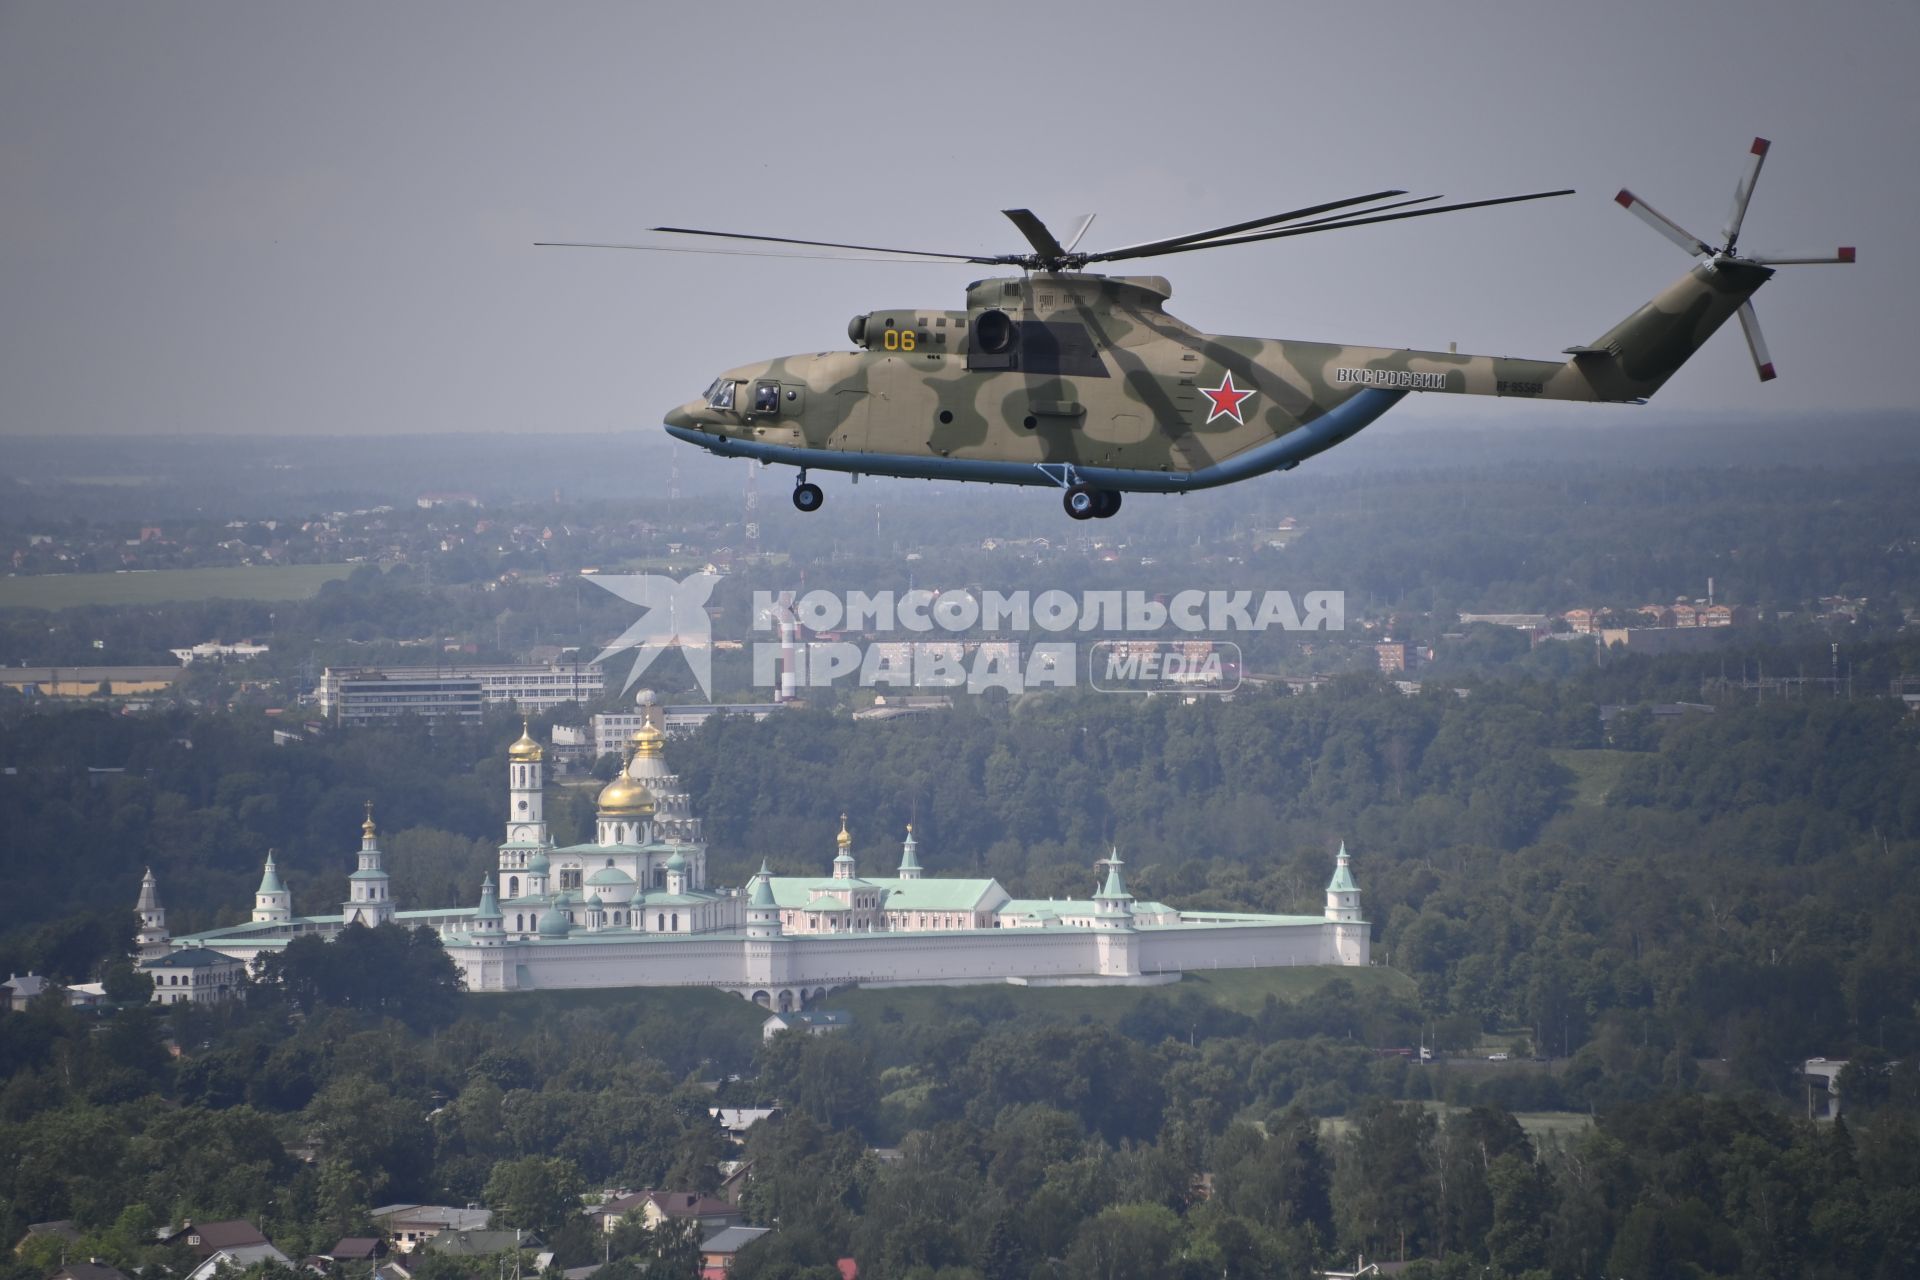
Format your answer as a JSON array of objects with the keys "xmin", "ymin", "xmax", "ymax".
[
  {"xmin": 1336, "ymin": 1100, "xmax": 1437, "ymax": 1263},
  {"xmin": 1063, "ymin": 1203, "xmax": 1182, "ymax": 1280},
  {"xmin": 485, "ymin": 1155, "xmax": 586, "ymax": 1241}
]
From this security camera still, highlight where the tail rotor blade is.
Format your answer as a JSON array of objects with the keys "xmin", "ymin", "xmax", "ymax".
[
  {"xmin": 1615, "ymin": 190, "xmax": 1711, "ymax": 256},
  {"xmin": 1748, "ymin": 247, "xmax": 1856, "ymax": 265},
  {"xmin": 1736, "ymin": 301, "xmax": 1776, "ymax": 382},
  {"xmin": 1722, "ymin": 137, "xmax": 1771, "ymax": 252}
]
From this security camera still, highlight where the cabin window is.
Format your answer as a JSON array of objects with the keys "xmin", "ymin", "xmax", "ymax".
[
  {"xmin": 704, "ymin": 378, "xmax": 736, "ymax": 410},
  {"xmin": 753, "ymin": 382, "xmax": 780, "ymax": 414}
]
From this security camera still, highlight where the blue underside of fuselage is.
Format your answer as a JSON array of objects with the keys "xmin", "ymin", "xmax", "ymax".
[{"xmin": 663, "ymin": 387, "xmax": 1408, "ymax": 494}]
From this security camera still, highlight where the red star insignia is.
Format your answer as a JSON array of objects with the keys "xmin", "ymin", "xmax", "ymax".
[{"xmin": 1201, "ymin": 370, "xmax": 1256, "ymax": 424}]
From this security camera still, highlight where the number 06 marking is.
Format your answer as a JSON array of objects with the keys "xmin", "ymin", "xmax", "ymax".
[{"xmin": 883, "ymin": 329, "xmax": 917, "ymax": 351}]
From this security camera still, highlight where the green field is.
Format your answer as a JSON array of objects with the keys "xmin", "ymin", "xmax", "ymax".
[
  {"xmin": 0, "ymin": 564, "xmax": 356, "ymax": 610},
  {"xmin": 1549, "ymin": 748, "xmax": 1641, "ymax": 806},
  {"xmin": 477, "ymin": 965, "xmax": 1414, "ymax": 1040},
  {"xmin": 834, "ymin": 964, "xmax": 1417, "ymax": 1029},
  {"xmin": 1320, "ymin": 1102, "xmax": 1592, "ymax": 1142}
]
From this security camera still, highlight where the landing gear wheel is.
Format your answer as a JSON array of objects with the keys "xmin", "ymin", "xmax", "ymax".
[
  {"xmin": 1093, "ymin": 490, "xmax": 1122, "ymax": 519},
  {"xmin": 792, "ymin": 482, "xmax": 824, "ymax": 513},
  {"xmin": 1063, "ymin": 483, "xmax": 1100, "ymax": 520}
]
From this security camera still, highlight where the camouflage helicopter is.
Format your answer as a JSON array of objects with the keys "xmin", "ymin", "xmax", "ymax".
[{"xmin": 546, "ymin": 138, "xmax": 1851, "ymax": 520}]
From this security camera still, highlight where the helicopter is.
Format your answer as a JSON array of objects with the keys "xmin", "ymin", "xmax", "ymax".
[{"xmin": 544, "ymin": 138, "xmax": 1851, "ymax": 520}]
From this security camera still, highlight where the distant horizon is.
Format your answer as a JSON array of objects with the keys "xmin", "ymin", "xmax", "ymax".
[{"xmin": 3, "ymin": 404, "xmax": 1917, "ymax": 441}]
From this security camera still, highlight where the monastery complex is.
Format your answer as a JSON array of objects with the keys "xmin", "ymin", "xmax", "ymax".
[{"xmin": 140, "ymin": 710, "xmax": 1370, "ymax": 1011}]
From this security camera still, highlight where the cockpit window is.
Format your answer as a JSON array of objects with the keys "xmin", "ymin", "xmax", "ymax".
[
  {"xmin": 704, "ymin": 378, "xmax": 736, "ymax": 410},
  {"xmin": 753, "ymin": 383, "xmax": 780, "ymax": 414}
]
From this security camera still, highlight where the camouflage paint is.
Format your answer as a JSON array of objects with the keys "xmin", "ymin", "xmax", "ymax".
[{"xmin": 661, "ymin": 259, "xmax": 1771, "ymax": 493}]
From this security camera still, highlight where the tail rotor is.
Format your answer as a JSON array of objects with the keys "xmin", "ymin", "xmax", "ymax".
[{"xmin": 1614, "ymin": 137, "xmax": 1854, "ymax": 382}]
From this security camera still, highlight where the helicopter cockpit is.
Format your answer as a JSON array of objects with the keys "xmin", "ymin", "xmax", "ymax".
[{"xmin": 701, "ymin": 377, "xmax": 736, "ymax": 411}]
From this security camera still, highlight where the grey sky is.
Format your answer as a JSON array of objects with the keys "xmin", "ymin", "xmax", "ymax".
[{"xmin": 2, "ymin": 0, "xmax": 1915, "ymax": 437}]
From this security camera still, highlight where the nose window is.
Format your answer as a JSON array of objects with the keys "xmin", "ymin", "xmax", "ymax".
[{"xmin": 704, "ymin": 379, "xmax": 736, "ymax": 410}]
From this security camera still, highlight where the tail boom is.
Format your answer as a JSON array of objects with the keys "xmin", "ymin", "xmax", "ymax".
[{"xmin": 1299, "ymin": 259, "xmax": 1771, "ymax": 405}]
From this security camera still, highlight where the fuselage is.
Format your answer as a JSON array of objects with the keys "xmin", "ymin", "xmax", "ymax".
[{"xmin": 663, "ymin": 261, "xmax": 1768, "ymax": 495}]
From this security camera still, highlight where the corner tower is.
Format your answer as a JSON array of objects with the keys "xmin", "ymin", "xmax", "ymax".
[
  {"xmin": 1325, "ymin": 841, "xmax": 1361, "ymax": 922},
  {"xmin": 253, "ymin": 851, "xmax": 292, "ymax": 923},
  {"xmin": 135, "ymin": 868, "xmax": 171, "ymax": 962},
  {"xmin": 1324, "ymin": 841, "xmax": 1369, "ymax": 966}
]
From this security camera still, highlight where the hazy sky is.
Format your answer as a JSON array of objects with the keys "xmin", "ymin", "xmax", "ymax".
[{"xmin": 3, "ymin": 0, "xmax": 1915, "ymax": 437}]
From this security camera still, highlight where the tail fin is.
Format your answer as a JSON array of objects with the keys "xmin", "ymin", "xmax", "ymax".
[{"xmin": 1567, "ymin": 259, "xmax": 1773, "ymax": 401}]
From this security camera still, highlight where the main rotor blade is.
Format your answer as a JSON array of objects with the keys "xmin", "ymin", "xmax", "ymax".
[
  {"xmin": 1615, "ymin": 190, "xmax": 1712, "ymax": 256},
  {"xmin": 1002, "ymin": 209, "xmax": 1071, "ymax": 262},
  {"xmin": 1094, "ymin": 189, "xmax": 1575, "ymax": 261},
  {"xmin": 1736, "ymin": 300, "xmax": 1776, "ymax": 382},
  {"xmin": 1722, "ymin": 137, "xmax": 1770, "ymax": 253},
  {"xmin": 1061, "ymin": 213, "xmax": 1098, "ymax": 253},
  {"xmin": 1747, "ymin": 247, "xmax": 1856, "ymax": 265},
  {"xmin": 535, "ymin": 241, "xmax": 969, "ymax": 263},
  {"xmin": 647, "ymin": 225, "xmax": 995, "ymax": 262},
  {"xmin": 1090, "ymin": 189, "xmax": 1413, "ymax": 260}
]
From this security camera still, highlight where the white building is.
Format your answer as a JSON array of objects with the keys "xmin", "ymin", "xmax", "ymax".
[
  {"xmin": 319, "ymin": 662, "xmax": 606, "ymax": 724},
  {"xmin": 163, "ymin": 714, "xmax": 1370, "ymax": 1011}
]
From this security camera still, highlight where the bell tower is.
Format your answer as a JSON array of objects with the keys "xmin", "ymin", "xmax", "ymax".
[
  {"xmin": 506, "ymin": 722, "xmax": 549, "ymax": 847},
  {"xmin": 342, "ymin": 802, "xmax": 396, "ymax": 929}
]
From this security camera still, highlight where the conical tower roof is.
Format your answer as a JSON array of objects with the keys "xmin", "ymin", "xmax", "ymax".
[
  {"xmin": 257, "ymin": 851, "xmax": 287, "ymax": 896},
  {"xmin": 898, "ymin": 824, "xmax": 921, "ymax": 874},
  {"xmin": 1099, "ymin": 850, "xmax": 1132, "ymax": 902},
  {"xmin": 137, "ymin": 867, "xmax": 162, "ymax": 911},
  {"xmin": 476, "ymin": 874, "xmax": 502, "ymax": 920},
  {"xmin": 750, "ymin": 860, "xmax": 776, "ymax": 908},
  {"xmin": 1327, "ymin": 841, "xmax": 1359, "ymax": 893}
]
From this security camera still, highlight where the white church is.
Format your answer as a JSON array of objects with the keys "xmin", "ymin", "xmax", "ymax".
[{"xmin": 151, "ymin": 710, "xmax": 1369, "ymax": 1011}]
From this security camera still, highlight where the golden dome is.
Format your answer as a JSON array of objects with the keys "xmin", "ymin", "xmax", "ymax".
[
  {"xmin": 508, "ymin": 721, "xmax": 544, "ymax": 762},
  {"xmin": 836, "ymin": 812, "xmax": 852, "ymax": 848},
  {"xmin": 597, "ymin": 759, "xmax": 656, "ymax": 817},
  {"xmin": 362, "ymin": 800, "xmax": 377, "ymax": 839},
  {"xmin": 631, "ymin": 718, "xmax": 665, "ymax": 755}
]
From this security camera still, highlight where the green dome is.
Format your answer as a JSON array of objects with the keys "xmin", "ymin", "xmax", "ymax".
[
  {"xmin": 537, "ymin": 906, "xmax": 572, "ymax": 938},
  {"xmin": 587, "ymin": 865, "xmax": 634, "ymax": 888},
  {"xmin": 528, "ymin": 849, "xmax": 551, "ymax": 874},
  {"xmin": 665, "ymin": 850, "xmax": 688, "ymax": 873}
]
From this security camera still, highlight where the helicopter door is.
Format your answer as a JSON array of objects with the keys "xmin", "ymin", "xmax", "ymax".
[{"xmin": 827, "ymin": 388, "xmax": 870, "ymax": 451}]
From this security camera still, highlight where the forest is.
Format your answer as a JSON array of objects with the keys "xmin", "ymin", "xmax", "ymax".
[{"xmin": 4, "ymin": 629, "xmax": 1920, "ymax": 1276}]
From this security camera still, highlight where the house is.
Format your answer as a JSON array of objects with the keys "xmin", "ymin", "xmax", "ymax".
[
  {"xmin": 19, "ymin": 1220, "xmax": 83, "ymax": 1251},
  {"xmin": 368, "ymin": 1206, "xmax": 491, "ymax": 1253},
  {"xmin": 717, "ymin": 1162, "xmax": 753, "ymax": 1206},
  {"xmin": 3, "ymin": 972, "xmax": 52, "ymax": 1011},
  {"xmin": 416, "ymin": 1230, "xmax": 539, "ymax": 1260},
  {"xmin": 708, "ymin": 1108, "xmax": 780, "ymax": 1136},
  {"xmin": 322, "ymin": 1239, "xmax": 386, "ymax": 1267},
  {"xmin": 50, "ymin": 1265, "xmax": 130, "ymax": 1280},
  {"xmin": 592, "ymin": 1192, "xmax": 742, "ymax": 1236},
  {"xmin": 186, "ymin": 1244, "xmax": 294, "ymax": 1280},
  {"xmin": 761, "ymin": 1011, "xmax": 853, "ymax": 1042},
  {"xmin": 163, "ymin": 1222, "xmax": 270, "ymax": 1261},
  {"xmin": 699, "ymin": 1226, "xmax": 771, "ymax": 1279}
]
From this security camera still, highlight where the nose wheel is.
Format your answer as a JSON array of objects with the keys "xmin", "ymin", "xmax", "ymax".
[
  {"xmin": 1063, "ymin": 484, "xmax": 1121, "ymax": 520},
  {"xmin": 792, "ymin": 472, "xmax": 824, "ymax": 513}
]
